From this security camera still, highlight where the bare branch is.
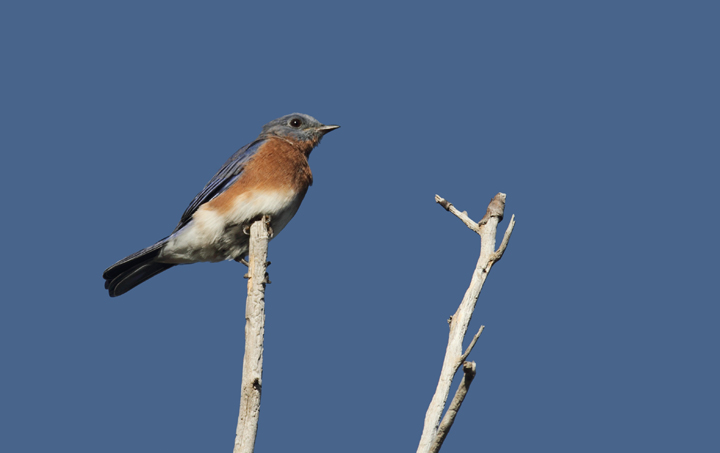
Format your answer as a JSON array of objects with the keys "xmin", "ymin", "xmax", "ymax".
[
  {"xmin": 435, "ymin": 195, "xmax": 482, "ymax": 234},
  {"xmin": 493, "ymin": 214, "xmax": 516, "ymax": 262},
  {"xmin": 234, "ymin": 216, "xmax": 271, "ymax": 453},
  {"xmin": 429, "ymin": 362, "xmax": 478, "ymax": 453},
  {"xmin": 417, "ymin": 193, "xmax": 515, "ymax": 453},
  {"xmin": 460, "ymin": 325, "xmax": 485, "ymax": 363}
]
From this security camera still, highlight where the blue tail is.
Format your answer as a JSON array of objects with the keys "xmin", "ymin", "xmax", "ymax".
[{"xmin": 103, "ymin": 239, "xmax": 175, "ymax": 297}]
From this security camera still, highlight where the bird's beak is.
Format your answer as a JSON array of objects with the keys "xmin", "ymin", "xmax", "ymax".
[{"xmin": 317, "ymin": 124, "xmax": 340, "ymax": 135}]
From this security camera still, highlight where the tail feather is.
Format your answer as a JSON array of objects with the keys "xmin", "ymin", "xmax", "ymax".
[{"xmin": 103, "ymin": 239, "xmax": 175, "ymax": 297}]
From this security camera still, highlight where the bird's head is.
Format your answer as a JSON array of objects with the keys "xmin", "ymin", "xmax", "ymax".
[{"xmin": 260, "ymin": 113, "xmax": 339, "ymax": 153}]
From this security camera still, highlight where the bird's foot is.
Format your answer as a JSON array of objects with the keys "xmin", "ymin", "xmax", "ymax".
[
  {"xmin": 262, "ymin": 214, "xmax": 274, "ymax": 238},
  {"xmin": 242, "ymin": 215, "xmax": 273, "ymax": 238}
]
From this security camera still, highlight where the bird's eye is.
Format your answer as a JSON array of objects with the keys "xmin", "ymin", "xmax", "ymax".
[{"xmin": 289, "ymin": 118, "xmax": 302, "ymax": 128}]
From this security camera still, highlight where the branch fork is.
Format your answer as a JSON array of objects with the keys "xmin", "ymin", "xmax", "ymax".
[{"xmin": 417, "ymin": 193, "xmax": 516, "ymax": 453}]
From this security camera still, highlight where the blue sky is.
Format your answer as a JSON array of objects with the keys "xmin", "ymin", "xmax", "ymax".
[{"xmin": 1, "ymin": 1, "xmax": 719, "ymax": 451}]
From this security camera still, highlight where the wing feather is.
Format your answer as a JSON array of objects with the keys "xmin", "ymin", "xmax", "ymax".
[{"xmin": 172, "ymin": 139, "xmax": 265, "ymax": 232}]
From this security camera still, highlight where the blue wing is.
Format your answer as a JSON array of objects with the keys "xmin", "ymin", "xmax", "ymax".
[{"xmin": 172, "ymin": 139, "xmax": 265, "ymax": 232}]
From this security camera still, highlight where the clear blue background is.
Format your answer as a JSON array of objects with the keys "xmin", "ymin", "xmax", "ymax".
[{"xmin": 2, "ymin": 1, "xmax": 718, "ymax": 451}]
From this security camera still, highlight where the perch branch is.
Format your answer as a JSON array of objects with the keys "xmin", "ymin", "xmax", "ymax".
[
  {"xmin": 417, "ymin": 193, "xmax": 515, "ymax": 453},
  {"xmin": 233, "ymin": 216, "xmax": 271, "ymax": 453}
]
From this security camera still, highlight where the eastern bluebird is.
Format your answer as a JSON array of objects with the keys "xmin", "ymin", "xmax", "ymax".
[{"xmin": 103, "ymin": 113, "xmax": 339, "ymax": 297}]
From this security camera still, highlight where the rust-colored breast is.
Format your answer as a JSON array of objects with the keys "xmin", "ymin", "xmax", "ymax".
[{"xmin": 204, "ymin": 137, "xmax": 313, "ymax": 214}]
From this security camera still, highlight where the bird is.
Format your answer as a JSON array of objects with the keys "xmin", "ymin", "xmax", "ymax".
[{"xmin": 103, "ymin": 113, "xmax": 339, "ymax": 297}]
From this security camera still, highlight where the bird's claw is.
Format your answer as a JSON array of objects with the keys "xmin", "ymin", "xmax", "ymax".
[
  {"xmin": 243, "ymin": 215, "xmax": 273, "ymax": 237},
  {"xmin": 262, "ymin": 215, "xmax": 274, "ymax": 238}
]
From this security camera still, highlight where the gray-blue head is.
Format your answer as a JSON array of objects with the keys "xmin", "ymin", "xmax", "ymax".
[{"xmin": 259, "ymin": 113, "xmax": 339, "ymax": 152}]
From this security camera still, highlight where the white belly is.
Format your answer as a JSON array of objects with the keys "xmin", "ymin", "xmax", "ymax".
[{"xmin": 159, "ymin": 189, "xmax": 303, "ymax": 264}]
